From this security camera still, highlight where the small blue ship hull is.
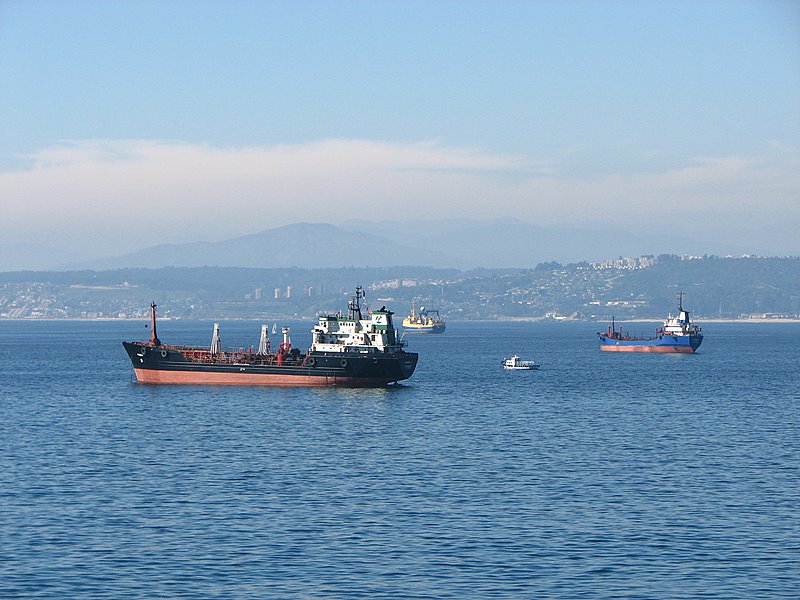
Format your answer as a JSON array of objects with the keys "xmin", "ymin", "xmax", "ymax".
[{"xmin": 598, "ymin": 334, "xmax": 703, "ymax": 352}]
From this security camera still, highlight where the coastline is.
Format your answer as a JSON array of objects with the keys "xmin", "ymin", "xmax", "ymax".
[
  {"xmin": 500, "ymin": 316, "xmax": 800, "ymax": 324},
  {"xmin": 1, "ymin": 316, "xmax": 799, "ymax": 323},
  {"xmin": 609, "ymin": 318, "xmax": 800, "ymax": 324}
]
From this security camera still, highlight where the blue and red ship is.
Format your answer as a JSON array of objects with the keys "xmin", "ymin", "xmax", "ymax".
[{"xmin": 598, "ymin": 293, "xmax": 703, "ymax": 353}]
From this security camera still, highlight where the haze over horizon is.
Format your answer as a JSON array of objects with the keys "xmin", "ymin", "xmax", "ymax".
[{"xmin": 1, "ymin": 1, "xmax": 798, "ymax": 271}]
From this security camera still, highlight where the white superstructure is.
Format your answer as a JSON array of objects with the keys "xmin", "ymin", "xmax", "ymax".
[
  {"xmin": 661, "ymin": 292, "xmax": 703, "ymax": 337},
  {"xmin": 310, "ymin": 287, "xmax": 404, "ymax": 354},
  {"xmin": 502, "ymin": 355, "xmax": 540, "ymax": 370}
]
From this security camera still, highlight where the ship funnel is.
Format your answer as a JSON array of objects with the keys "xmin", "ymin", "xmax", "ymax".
[
  {"xmin": 210, "ymin": 323, "xmax": 221, "ymax": 354},
  {"xmin": 257, "ymin": 324, "xmax": 269, "ymax": 355},
  {"xmin": 282, "ymin": 326, "xmax": 291, "ymax": 347}
]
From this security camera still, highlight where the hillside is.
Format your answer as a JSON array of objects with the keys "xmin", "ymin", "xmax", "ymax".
[{"xmin": 2, "ymin": 255, "xmax": 798, "ymax": 320}]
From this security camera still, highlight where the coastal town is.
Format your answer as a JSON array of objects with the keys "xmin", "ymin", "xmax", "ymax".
[{"xmin": 2, "ymin": 254, "xmax": 797, "ymax": 321}]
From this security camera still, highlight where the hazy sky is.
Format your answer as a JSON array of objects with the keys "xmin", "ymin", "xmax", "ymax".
[{"xmin": 1, "ymin": 0, "xmax": 799, "ymax": 269}]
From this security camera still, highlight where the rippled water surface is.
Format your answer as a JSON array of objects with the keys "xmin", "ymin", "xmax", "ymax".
[{"xmin": 1, "ymin": 320, "xmax": 798, "ymax": 598}]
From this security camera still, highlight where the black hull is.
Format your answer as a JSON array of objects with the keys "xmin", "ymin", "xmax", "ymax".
[{"xmin": 123, "ymin": 342, "xmax": 418, "ymax": 387}]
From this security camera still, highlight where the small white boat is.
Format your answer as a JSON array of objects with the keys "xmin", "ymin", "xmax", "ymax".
[{"xmin": 502, "ymin": 355, "xmax": 540, "ymax": 370}]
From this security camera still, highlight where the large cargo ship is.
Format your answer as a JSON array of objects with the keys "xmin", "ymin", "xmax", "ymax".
[
  {"xmin": 598, "ymin": 293, "xmax": 703, "ymax": 353},
  {"xmin": 123, "ymin": 287, "xmax": 418, "ymax": 386},
  {"xmin": 402, "ymin": 301, "xmax": 446, "ymax": 334}
]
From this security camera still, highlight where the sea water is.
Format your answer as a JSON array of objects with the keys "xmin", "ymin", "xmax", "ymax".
[{"xmin": 1, "ymin": 320, "xmax": 798, "ymax": 598}]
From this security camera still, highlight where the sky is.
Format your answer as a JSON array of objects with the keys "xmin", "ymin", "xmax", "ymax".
[{"xmin": 1, "ymin": 0, "xmax": 799, "ymax": 270}]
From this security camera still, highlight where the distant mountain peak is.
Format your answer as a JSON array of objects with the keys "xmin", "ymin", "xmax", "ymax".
[{"xmin": 55, "ymin": 219, "xmax": 757, "ymax": 271}]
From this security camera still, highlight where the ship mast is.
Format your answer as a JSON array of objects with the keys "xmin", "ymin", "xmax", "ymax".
[
  {"xmin": 149, "ymin": 301, "xmax": 161, "ymax": 346},
  {"xmin": 348, "ymin": 286, "xmax": 365, "ymax": 320}
]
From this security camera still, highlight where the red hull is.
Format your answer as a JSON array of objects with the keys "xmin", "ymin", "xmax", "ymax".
[
  {"xmin": 599, "ymin": 345, "xmax": 696, "ymax": 353},
  {"xmin": 133, "ymin": 368, "xmax": 388, "ymax": 387}
]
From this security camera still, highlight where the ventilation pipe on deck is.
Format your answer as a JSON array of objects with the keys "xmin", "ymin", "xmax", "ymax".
[
  {"xmin": 258, "ymin": 324, "xmax": 269, "ymax": 355},
  {"xmin": 210, "ymin": 323, "xmax": 221, "ymax": 354}
]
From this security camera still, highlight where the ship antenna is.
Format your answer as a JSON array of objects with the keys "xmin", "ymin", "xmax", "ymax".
[{"xmin": 149, "ymin": 301, "xmax": 161, "ymax": 346}]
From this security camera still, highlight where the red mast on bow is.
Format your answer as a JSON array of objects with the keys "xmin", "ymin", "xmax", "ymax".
[{"xmin": 149, "ymin": 301, "xmax": 161, "ymax": 346}]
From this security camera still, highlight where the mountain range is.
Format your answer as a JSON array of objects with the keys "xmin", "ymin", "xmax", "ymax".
[{"xmin": 60, "ymin": 219, "xmax": 757, "ymax": 271}]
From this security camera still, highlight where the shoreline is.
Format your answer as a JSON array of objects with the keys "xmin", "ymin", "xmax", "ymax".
[
  {"xmin": 608, "ymin": 318, "xmax": 800, "ymax": 324},
  {"xmin": 2, "ymin": 317, "xmax": 799, "ymax": 324}
]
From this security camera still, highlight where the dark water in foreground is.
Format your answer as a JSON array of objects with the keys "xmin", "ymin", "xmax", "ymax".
[{"xmin": 1, "ymin": 320, "xmax": 798, "ymax": 598}]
